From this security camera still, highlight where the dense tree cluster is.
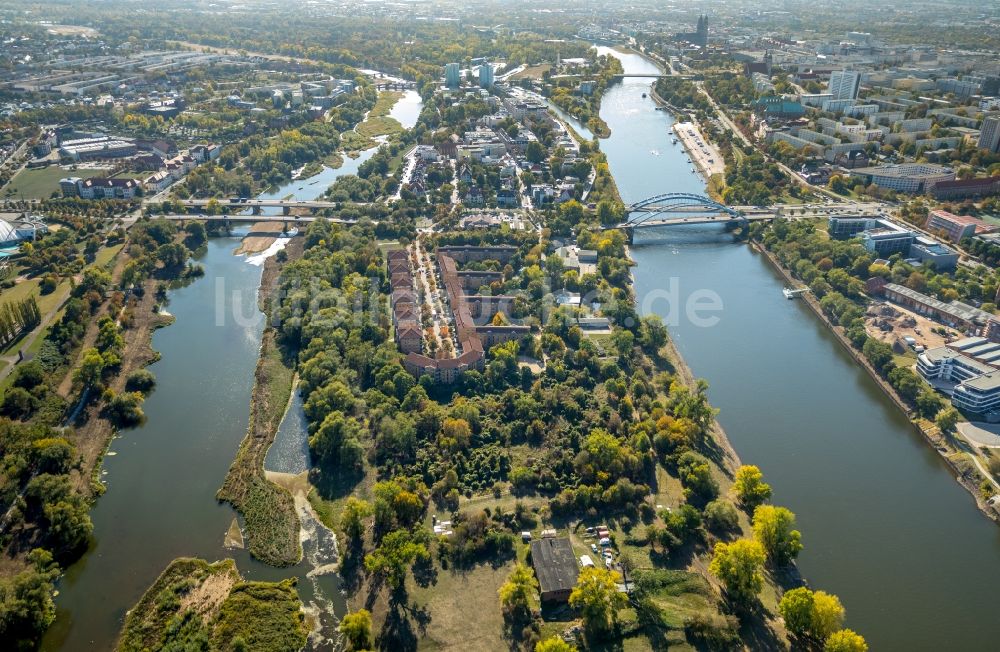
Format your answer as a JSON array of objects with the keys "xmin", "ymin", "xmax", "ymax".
[
  {"xmin": 653, "ymin": 78, "xmax": 713, "ymax": 114},
  {"xmin": 0, "ymin": 297, "xmax": 41, "ymax": 348},
  {"xmin": 547, "ymin": 55, "xmax": 623, "ymax": 138}
]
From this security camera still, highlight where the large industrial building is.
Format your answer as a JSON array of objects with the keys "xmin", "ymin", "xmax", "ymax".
[
  {"xmin": 529, "ymin": 538, "xmax": 579, "ymax": 603},
  {"xmin": 58, "ymin": 136, "xmax": 137, "ymax": 161}
]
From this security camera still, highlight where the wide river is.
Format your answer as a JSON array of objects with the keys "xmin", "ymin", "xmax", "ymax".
[
  {"xmin": 597, "ymin": 46, "xmax": 1000, "ymax": 650},
  {"xmin": 42, "ymin": 92, "xmax": 422, "ymax": 651}
]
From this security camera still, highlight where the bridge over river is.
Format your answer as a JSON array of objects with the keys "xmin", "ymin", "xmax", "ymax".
[
  {"xmin": 149, "ymin": 214, "xmax": 360, "ymax": 225},
  {"xmin": 611, "ymin": 73, "xmax": 697, "ymax": 80},
  {"xmin": 148, "ymin": 198, "xmax": 362, "ymax": 215},
  {"xmin": 608, "ymin": 193, "xmax": 784, "ymax": 241}
]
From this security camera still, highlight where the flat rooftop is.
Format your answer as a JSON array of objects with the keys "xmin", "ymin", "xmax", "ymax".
[{"xmin": 961, "ymin": 371, "xmax": 1000, "ymax": 392}]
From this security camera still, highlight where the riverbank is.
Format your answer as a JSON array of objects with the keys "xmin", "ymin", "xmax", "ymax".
[
  {"xmin": 60, "ymin": 236, "xmax": 189, "ymax": 499},
  {"xmin": 217, "ymin": 235, "xmax": 304, "ymax": 567},
  {"xmin": 627, "ymin": 244, "xmax": 743, "ymax": 473},
  {"xmin": 752, "ymin": 240, "xmax": 1000, "ymax": 525},
  {"xmin": 662, "ymin": 333, "xmax": 742, "ymax": 472}
]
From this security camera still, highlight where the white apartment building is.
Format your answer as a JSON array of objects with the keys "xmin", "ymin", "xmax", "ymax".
[{"xmin": 828, "ymin": 70, "xmax": 862, "ymax": 101}]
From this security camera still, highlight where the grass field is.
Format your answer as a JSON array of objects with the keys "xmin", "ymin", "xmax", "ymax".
[
  {"xmin": 407, "ymin": 559, "xmax": 515, "ymax": 650},
  {"xmin": 510, "ymin": 64, "xmax": 552, "ymax": 81},
  {"xmin": 0, "ymin": 276, "xmax": 63, "ymax": 315},
  {"xmin": 0, "ymin": 241, "xmax": 122, "ymax": 371},
  {"xmin": 340, "ymin": 131, "xmax": 376, "ymax": 153},
  {"xmin": 0, "ymin": 242, "xmax": 122, "ymax": 316},
  {"xmin": 356, "ymin": 115, "xmax": 403, "ymax": 138},
  {"xmin": 3, "ymin": 166, "xmax": 104, "ymax": 199},
  {"xmin": 353, "ymin": 90, "xmax": 404, "ymax": 138},
  {"xmin": 369, "ymin": 90, "xmax": 404, "ymax": 118}
]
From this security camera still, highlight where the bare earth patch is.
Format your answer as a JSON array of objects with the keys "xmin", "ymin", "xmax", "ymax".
[
  {"xmin": 224, "ymin": 518, "xmax": 245, "ymax": 549},
  {"xmin": 234, "ymin": 222, "xmax": 290, "ymax": 255},
  {"xmin": 177, "ymin": 565, "xmax": 239, "ymax": 619}
]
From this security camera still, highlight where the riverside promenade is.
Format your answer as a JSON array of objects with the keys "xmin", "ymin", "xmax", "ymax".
[{"xmin": 673, "ymin": 121, "xmax": 725, "ymax": 179}]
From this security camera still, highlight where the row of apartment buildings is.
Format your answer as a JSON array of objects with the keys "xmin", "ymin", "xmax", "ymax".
[
  {"xmin": 388, "ymin": 249, "xmax": 423, "ymax": 356},
  {"xmin": 400, "ymin": 245, "xmax": 529, "ymax": 384},
  {"xmin": 59, "ymin": 142, "xmax": 221, "ymax": 199}
]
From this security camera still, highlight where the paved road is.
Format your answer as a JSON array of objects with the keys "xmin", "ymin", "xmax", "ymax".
[{"xmin": 694, "ymin": 81, "xmax": 845, "ymax": 202}]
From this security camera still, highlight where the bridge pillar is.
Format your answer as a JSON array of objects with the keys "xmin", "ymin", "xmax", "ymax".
[
  {"xmin": 282, "ymin": 205, "xmax": 291, "ymax": 215},
  {"xmin": 623, "ymin": 226, "xmax": 634, "ymax": 245},
  {"xmin": 252, "ymin": 205, "xmax": 262, "ymax": 215}
]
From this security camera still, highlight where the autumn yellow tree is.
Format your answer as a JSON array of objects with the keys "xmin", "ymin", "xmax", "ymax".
[
  {"xmin": 752, "ymin": 505, "xmax": 803, "ymax": 566},
  {"xmin": 339, "ymin": 609, "xmax": 373, "ymax": 651},
  {"xmin": 498, "ymin": 564, "xmax": 538, "ymax": 623},
  {"xmin": 709, "ymin": 539, "xmax": 766, "ymax": 605},
  {"xmin": 810, "ymin": 591, "xmax": 846, "ymax": 640},
  {"xmin": 824, "ymin": 629, "xmax": 868, "ymax": 652},
  {"xmin": 535, "ymin": 637, "xmax": 576, "ymax": 652},
  {"xmin": 732, "ymin": 465, "xmax": 772, "ymax": 509},
  {"xmin": 568, "ymin": 567, "xmax": 626, "ymax": 639}
]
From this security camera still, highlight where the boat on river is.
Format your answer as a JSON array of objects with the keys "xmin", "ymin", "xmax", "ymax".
[{"xmin": 783, "ymin": 287, "xmax": 808, "ymax": 299}]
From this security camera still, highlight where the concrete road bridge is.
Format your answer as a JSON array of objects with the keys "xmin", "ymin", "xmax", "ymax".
[
  {"xmin": 147, "ymin": 214, "xmax": 361, "ymax": 225},
  {"xmin": 149, "ymin": 198, "xmax": 358, "ymax": 215},
  {"xmin": 611, "ymin": 73, "xmax": 696, "ymax": 81}
]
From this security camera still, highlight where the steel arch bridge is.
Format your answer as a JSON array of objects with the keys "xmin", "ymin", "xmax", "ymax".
[
  {"xmin": 623, "ymin": 193, "xmax": 742, "ymax": 226},
  {"xmin": 606, "ymin": 193, "xmax": 748, "ymax": 243}
]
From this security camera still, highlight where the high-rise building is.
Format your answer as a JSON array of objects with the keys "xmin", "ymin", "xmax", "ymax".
[
  {"xmin": 444, "ymin": 62, "xmax": 461, "ymax": 88},
  {"xmin": 979, "ymin": 116, "xmax": 1000, "ymax": 153},
  {"xmin": 828, "ymin": 70, "xmax": 861, "ymax": 101},
  {"xmin": 479, "ymin": 62, "xmax": 494, "ymax": 89},
  {"xmin": 982, "ymin": 75, "xmax": 1000, "ymax": 96}
]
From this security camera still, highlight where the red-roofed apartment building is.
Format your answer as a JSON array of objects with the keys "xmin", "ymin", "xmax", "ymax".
[{"xmin": 924, "ymin": 210, "xmax": 997, "ymax": 243}]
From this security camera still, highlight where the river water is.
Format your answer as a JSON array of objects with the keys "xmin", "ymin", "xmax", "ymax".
[
  {"xmin": 597, "ymin": 46, "xmax": 1000, "ymax": 650},
  {"xmin": 43, "ymin": 89, "xmax": 422, "ymax": 651}
]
